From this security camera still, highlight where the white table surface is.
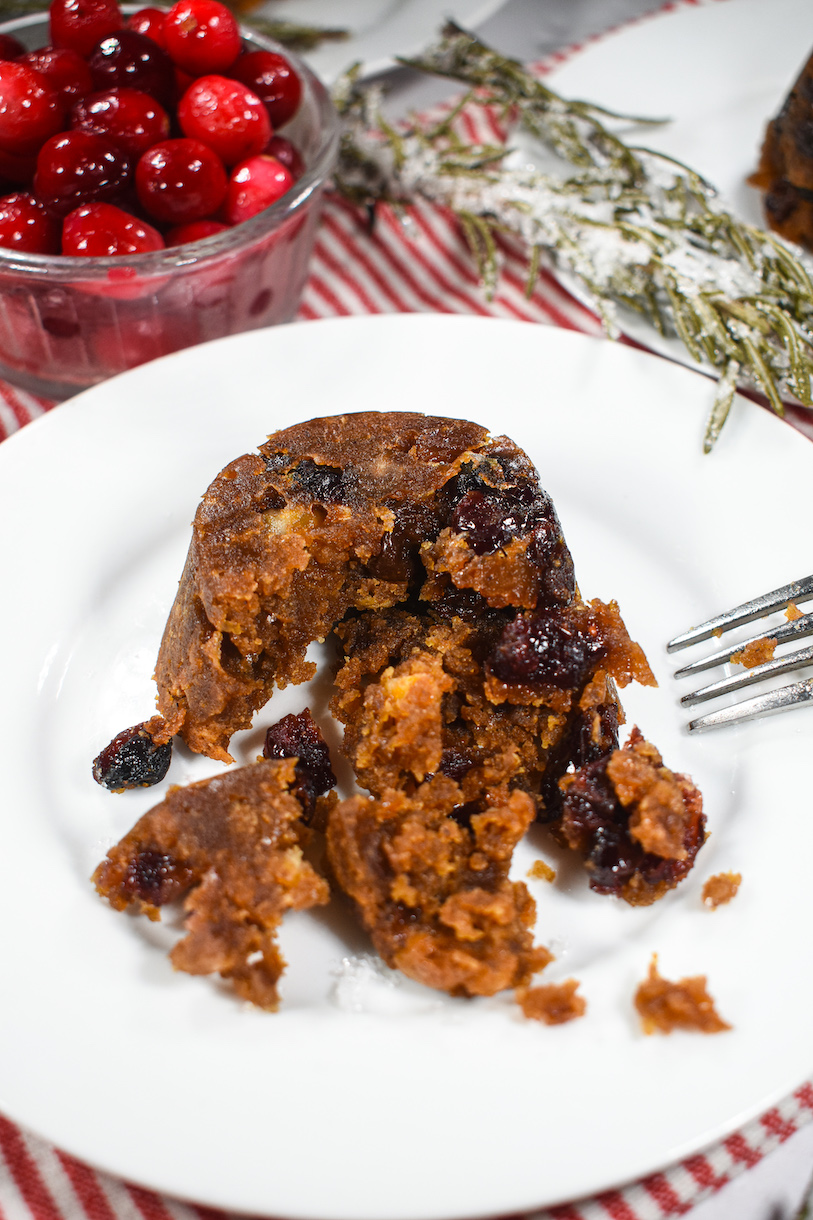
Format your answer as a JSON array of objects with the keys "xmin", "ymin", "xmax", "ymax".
[{"xmin": 381, "ymin": 0, "xmax": 813, "ymax": 1215}]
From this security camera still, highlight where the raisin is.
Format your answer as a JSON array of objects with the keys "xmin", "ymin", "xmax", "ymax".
[
  {"xmin": 449, "ymin": 489, "xmax": 520, "ymax": 554},
  {"xmin": 124, "ymin": 849, "xmax": 192, "ymax": 905},
  {"xmin": 253, "ymin": 484, "xmax": 285, "ymax": 512},
  {"xmin": 92, "ymin": 722, "xmax": 172, "ymax": 790},
  {"xmin": 369, "ymin": 502, "xmax": 443, "ymax": 582},
  {"xmin": 438, "ymin": 747, "xmax": 478, "ymax": 783},
  {"xmin": 490, "ymin": 609, "xmax": 606, "ymax": 689},
  {"xmin": 263, "ymin": 708, "xmax": 336, "ymax": 823},
  {"xmin": 290, "ymin": 459, "xmax": 356, "ymax": 504}
]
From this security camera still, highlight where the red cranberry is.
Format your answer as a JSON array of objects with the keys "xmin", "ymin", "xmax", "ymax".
[
  {"xmin": 163, "ymin": 0, "xmax": 241, "ymax": 75},
  {"xmin": 87, "ymin": 29, "xmax": 175, "ymax": 108},
  {"xmin": 265, "ymin": 134, "xmax": 303, "ymax": 180},
  {"xmin": 0, "ymin": 62, "xmax": 66, "ymax": 156},
  {"xmin": 50, "ymin": 0, "xmax": 123, "ymax": 57},
  {"xmin": 166, "ymin": 217, "xmax": 228, "ymax": 244},
  {"xmin": 0, "ymin": 33, "xmax": 26, "ymax": 60},
  {"xmin": 126, "ymin": 7, "xmax": 168, "ymax": 49},
  {"xmin": 63, "ymin": 201, "xmax": 164, "ymax": 254},
  {"xmin": 34, "ymin": 130, "xmax": 131, "ymax": 216},
  {"xmin": 0, "ymin": 191, "xmax": 61, "ymax": 252},
  {"xmin": 225, "ymin": 153, "xmax": 293, "ymax": 224},
  {"xmin": 136, "ymin": 136, "xmax": 227, "ymax": 223},
  {"xmin": 72, "ymin": 88, "xmax": 170, "ymax": 159},
  {"xmin": 178, "ymin": 74, "xmax": 271, "ymax": 166},
  {"xmin": 18, "ymin": 46, "xmax": 94, "ymax": 105},
  {"xmin": 230, "ymin": 49, "xmax": 301, "ymax": 128}
]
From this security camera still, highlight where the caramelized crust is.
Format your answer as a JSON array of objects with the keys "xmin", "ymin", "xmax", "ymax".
[
  {"xmin": 326, "ymin": 776, "xmax": 552, "ymax": 997},
  {"xmin": 93, "ymin": 758, "xmax": 330, "ymax": 1010}
]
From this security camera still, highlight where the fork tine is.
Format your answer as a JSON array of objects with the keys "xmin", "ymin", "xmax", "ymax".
[
  {"xmin": 680, "ymin": 642, "xmax": 813, "ymax": 706},
  {"xmin": 667, "ymin": 574, "xmax": 813, "ymax": 652},
  {"xmin": 688, "ymin": 677, "xmax": 813, "ymax": 731},
  {"xmin": 673, "ymin": 611, "xmax": 813, "ymax": 679}
]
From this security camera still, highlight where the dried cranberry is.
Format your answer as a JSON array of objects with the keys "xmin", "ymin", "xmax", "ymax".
[
  {"xmin": 263, "ymin": 708, "xmax": 336, "ymax": 824},
  {"xmin": 92, "ymin": 721, "xmax": 172, "ymax": 790},
  {"xmin": 290, "ymin": 459, "xmax": 355, "ymax": 504},
  {"xmin": 490, "ymin": 608, "xmax": 606, "ymax": 689},
  {"xmin": 450, "ymin": 488, "xmax": 519, "ymax": 554},
  {"xmin": 124, "ymin": 849, "xmax": 191, "ymax": 904}
]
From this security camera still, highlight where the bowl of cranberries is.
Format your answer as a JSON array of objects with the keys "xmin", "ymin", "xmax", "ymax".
[{"xmin": 0, "ymin": 0, "xmax": 339, "ymax": 398}]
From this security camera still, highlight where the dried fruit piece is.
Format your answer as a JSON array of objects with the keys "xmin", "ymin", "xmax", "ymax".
[
  {"xmin": 262, "ymin": 708, "xmax": 336, "ymax": 824},
  {"xmin": 92, "ymin": 719, "xmax": 172, "ymax": 790}
]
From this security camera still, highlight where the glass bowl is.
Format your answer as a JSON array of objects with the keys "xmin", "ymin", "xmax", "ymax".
[{"xmin": 0, "ymin": 12, "xmax": 339, "ymax": 400}]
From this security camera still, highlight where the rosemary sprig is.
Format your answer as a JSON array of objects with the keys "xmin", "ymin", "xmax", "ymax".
[{"xmin": 333, "ymin": 21, "xmax": 813, "ymax": 449}]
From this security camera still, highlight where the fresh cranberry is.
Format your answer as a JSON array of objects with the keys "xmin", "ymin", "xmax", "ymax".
[
  {"xmin": 166, "ymin": 217, "xmax": 228, "ymax": 244},
  {"xmin": 178, "ymin": 74, "xmax": 271, "ymax": 166},
  {"xmin": 87, "ymin": 29, "xmax": 175, "ymax": 108},
  {"xmin": 0, "ymin": 33, "xmax": 25, "ymax": 60},
  {"xmin": 50, "ymin": 0, "xmax": 123, "ymax": 57},
  {"xmin": 72, "ymin": 88, "xmax": 170, "ymax": 158},
  {"xmin": 230, "ymin": 49, "xmax": 301, "ymax": 128},
  {"xmin": 163, "ymin": 0, "xmax": 241, "ymax": 75},
  {"xmin": 265, "ymin": 134, "xmax": 303, "ymax": 180},
  {"xmin": 0, "ymin": 191, "xmax": 61, "ymax": 252},
  {"xmin": 62, "ymin": 200, "xmax": 164, "ymax": 254},
  {"xmin": 225, "ymin": 153, "xmax": 293, "ymax": 224},
  {"xmin": 18, "ymin": 46, "xmax": 94, "ymax": 105},
  {"xmin": 34, "ymin": 130, "xmax": 131, "ymax": 216},
  {"xmin": 0, "ymin": 62, "xmax": 66, "ymax": 156},
  {"xmin": 136, "ymin": 136, "xmax": 227, "ymax": 223},
  {"xmin": 126, "ymin": 7, "xmax": 168, "ymax": 48}
]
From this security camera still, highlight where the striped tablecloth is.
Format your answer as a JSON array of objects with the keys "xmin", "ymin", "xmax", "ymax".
[{"xmin": 2, "ymin": 7, "xmax": 813, "ymax": 1216}]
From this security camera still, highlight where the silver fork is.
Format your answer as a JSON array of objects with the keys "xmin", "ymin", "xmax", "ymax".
[{"xmin": 667, "ymin": 575, "xmax": 813, "ymax": 731}]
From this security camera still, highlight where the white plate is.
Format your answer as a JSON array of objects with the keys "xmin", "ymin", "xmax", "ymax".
[
  {"xmin": 545, "ymin": 0, "xmax": 813, "ymax": 367},
  {"xmin": 264, "ymin": 0, "xmax": 506, "ymax": 81},
  {"xmin": 2, "ymin": 314, "xmax": 813, "ymax": 1220}
]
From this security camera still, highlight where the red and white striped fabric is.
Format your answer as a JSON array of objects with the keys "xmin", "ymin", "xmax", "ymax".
[{"xmin": 2, "ymin": 4, "xmax": 813, "ymax": 1215}]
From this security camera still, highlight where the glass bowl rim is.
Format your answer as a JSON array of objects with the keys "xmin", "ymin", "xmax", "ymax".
[{"xmin": 0, "ymin": 9, "xmax": 340, "ymax": 277}]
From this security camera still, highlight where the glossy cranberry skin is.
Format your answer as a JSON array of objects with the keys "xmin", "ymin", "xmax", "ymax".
[
  {"xmin": 0, "ymin": 191, "xmax": 60, "ymax": 252},
  {"xmin": 50, "ymin": 0, "xmax": 123, "ymax": 57},
  {"xmin": 34, "ymin": 130, "xmax": 131, "ymax": 216},
  {"xmin": 126, "ymin": 7, "xmax": 168, "ymax": 49},
  {"xmin": 225, "ymin": 153, "xmax": 293, "ymax": 224},
  {"xmin": 62, "ymin": 201, "xmax": 164, "ymax": 254},
  {"xmin": 0, "ymin": 62, "xmax": 66, "ymax": 156},
  {"xmin": 163, "ymin": 0, "xmax": 241, "ymax": 75},
  {"xmin": 166, "ymin": 217, "xmax": 228, "ymax": 244},
  {"xmin": 87, "ymin": 29, "xmax": 175, "ymax": 108},
  {"xmin": 136, "ymin": 137, "xmax": 227, "ymax": 223},
  {"xmin": 0, "ymin": 33, "xmax": 25, "ymax": 60},
  {"xmin": 265, "ymin": 134, "xmax": 303, "ymax": 180},
  {"xmin": 72, "ymin": 88, "xmax": 170, "ymax": 159},
  {"xmin": 231, "ymin": 50, "xmax": 301, "ymax": 128},
  {"xmin": 18, "ymin": 46, "xmax": 94, "ymax": 105},
  {"xmin": 178, "ymin": 74, "xmax": 271, "ymax": 165}
]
